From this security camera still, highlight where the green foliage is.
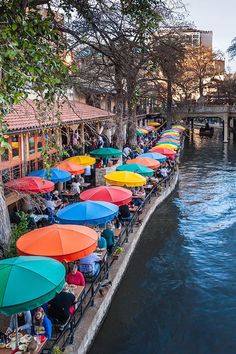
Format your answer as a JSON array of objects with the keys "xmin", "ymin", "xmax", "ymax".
[
  {"xmin": 7, "ymin": 211, "xmax": 30, "ymax": 258},
  {"xmin": 113, "ymin": 246, "xmax": 124, "ymax": 257},
  {"xmin": 0, "ymin": 2, "xmax": 72, "ymax": 150},
  {"xmin": 52, "ymin": 346, "xmax": 64, "ymax": 354}
]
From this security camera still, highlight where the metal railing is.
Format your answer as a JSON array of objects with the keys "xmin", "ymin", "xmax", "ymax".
[{"xmin": 41, "ymin": 168, "xmax": 177, "ymax": 353}]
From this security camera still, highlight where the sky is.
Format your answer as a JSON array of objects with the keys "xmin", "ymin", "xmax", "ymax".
[{"xmin": 185, "ymin": 0, "xmax": 236, "ymax": 72}]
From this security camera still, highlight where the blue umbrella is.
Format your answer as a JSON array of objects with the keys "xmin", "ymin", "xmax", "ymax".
[
  {"xmin": 56, "ymin": 201, "xmax": 118, "ymax": 226},
  {"xmin": 139, "ymin": 152, "xmax": 167, "ymax": 163},
  {"xmin": 29, "ymin": 168, "xmax": 71, "ymax": 183},
  {"xmin": 159, "ymin": 135, "xmax": 180, "ymax": 140}
]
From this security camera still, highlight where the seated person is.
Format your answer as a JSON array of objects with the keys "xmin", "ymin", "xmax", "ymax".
[
  {"xmin": 119, "ymin": 204, "xmax": 131, "ymax": 220},
  {"xmin": 101, "ymin": 223, "xmax": 115, "ymax": 253},
  {"xmin": 77, "ymin": 175, "xmax": 85, "ymax": 184},
  {"xmin": 95, "ymin": 158, "xmax": 103, "ymax": 168},
  {"xmin": 98, "ymin": 235, "xmax": 107, "ymax": 250},
  {"xmin": 47, "ymin": 285, "xmax": 75, "ymax": 326},
  {"xmin": 6, "ymin": 311, "xmax": 32, "ymax": 335},
  {"xmin": 32, "ymin": 307, "xmax": 52, "ymax": 339},
  {"xmin": 160, "ymin": 166, "xmax": 168, "ymax": 178},
  {"xmin": 66, "ymin": 264, "xmax": 85, "ymax": 286},
  {"xmin": 59, "ymin": 197, "xmax": 69, "ymax": 209},
  {"xmin": 113, "ymin": 217, "xmax": 122, "ymax": 230},
  {"xmin": 79, "ymin": 253, "xmax": 101, "ymax": 278},
  {"xmin": 71, "ymin": 179, "xmax": 81, "ymax": 194}
]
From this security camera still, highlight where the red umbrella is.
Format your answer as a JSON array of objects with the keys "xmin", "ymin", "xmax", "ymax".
[
  {"xmin": 5, "ymin": 177, "xmax": 54, "ymax": 194},
  {"xmin": 80, "ymin": 186, "xmax": 132, "ymax": 206},
  {"xmin": 149, "ymin": 147, "xmax": 176, "ymax": 159}
]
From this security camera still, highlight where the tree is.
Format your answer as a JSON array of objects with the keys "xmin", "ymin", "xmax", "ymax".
[
  {"xmin": 181, "ymin": 45, "xmax": 223, "ymax": 98},
  {"xmin": 0, "ymin": 2, "xmax": 71, "ymax": 256},
  {"xmin": 56, "ymin": 0, "xmax": 186, "ymax": 146}
]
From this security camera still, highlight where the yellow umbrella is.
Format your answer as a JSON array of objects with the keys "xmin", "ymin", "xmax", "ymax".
[
  {"xmin": 104, "ymin": 171, "xmax": 146, "ymax": 187},
  {"xmin": 172, "ymin": 125, "xmax": 185, "ymax": 131},
  {"xmin": 162, "ymin": 132, "xmax": 180, "ymax": 137},
  {"xmin": 148, "ymin": 122, "xmax": 161, "ymax": 127},
  {"xmin": 155, "ymin": 143, "xmax": 178, "ymax": 151},
  {"xmin": 67, "ymin": 155, "xmax": 96, "ymax": 166}
]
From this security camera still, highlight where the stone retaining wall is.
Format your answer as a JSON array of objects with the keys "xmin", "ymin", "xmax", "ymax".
[{"xmin": 65, "ymin": 172, "xmax": 179, "ymax": 354}]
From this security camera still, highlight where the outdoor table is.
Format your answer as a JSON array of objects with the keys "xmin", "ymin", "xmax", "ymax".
[
  {"xmin": 144, "ymin": 184, "xmax": 154, "ymax": 190},
  {"xmin": 114, "ymin": 228, "xmax": 122, "ymax": 238},
  {"xmin": 95, "ymin": 249, "xmax": 107, "ymax": 262},
  {"xmin": 129, "ymin": 206, "xmax": 139, "ymax": 213},
  {"xmin": 1, "ymin": 336, "xmax": 47, "ymax": 354},
  {"xmin": 80, "ymin": 183, "xmax": 91, "ymax": 189},
  {"xmin": 31, "ymin": 214, "xmax": 49, "ymax": 223},
  {"xmin": 60, "ymin": 191, "xmax": 77, "ymax": 197},
  {"xmin": 68, "ymin": 285, "xmax": 85, "ymax": 302}
]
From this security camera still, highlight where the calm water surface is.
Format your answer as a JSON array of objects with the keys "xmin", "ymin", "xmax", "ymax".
[{"xmin": 89, "ymin": 132, "xmax": 236, "ymax": 354}]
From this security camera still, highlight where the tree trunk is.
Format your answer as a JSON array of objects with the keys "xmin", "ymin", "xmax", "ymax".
[
  {"xmin": 113, "ymin": 67, "xmax": 125, "ymax": 149},
  {"xmin": 126, "ymin": 78, "xmax": 137, "ymax": 148},
  {"xmin": 166, "ymin": 78, "xmax": 173, "ymax": 129},
  {"xmin": 199, "ymin": 77, "xmax": 204, "ymax": 97},
  {"xmin": 0, "ymin": 187, "xmax": 11, "ymax": 258}
]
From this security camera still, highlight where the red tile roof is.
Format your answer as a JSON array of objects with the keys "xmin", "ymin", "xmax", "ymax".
[{"xmin": 4, "ymin": 100, "xmax": 114, "ymax": 132}]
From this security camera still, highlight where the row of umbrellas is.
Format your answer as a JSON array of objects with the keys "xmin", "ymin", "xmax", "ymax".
[{"xmin": 0, "ymin": 123, "xmax": 186, "ymax": 333}]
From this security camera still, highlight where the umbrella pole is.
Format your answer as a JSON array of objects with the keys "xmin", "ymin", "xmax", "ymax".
[{"xmin": 15, "ymin": 314, "xmax": 19, "ymax": 348}]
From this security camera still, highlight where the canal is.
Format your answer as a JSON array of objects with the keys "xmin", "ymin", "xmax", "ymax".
[{"xmin": 89, "ymin": 131, "xmax": 236, "ymax": 354}]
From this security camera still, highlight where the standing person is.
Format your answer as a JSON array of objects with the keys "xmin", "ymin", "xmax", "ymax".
[
  {"xmin": 6, "ymin": 312, "xmax": 32, "ymax": 335},
  {"xmin": 31, "ymin": 307, "xmax": 52, "ymax": 339},
  {"xmin": 79, "ymin": 253, "xmax": 101, "ymax": 278},
  {"xmin": 97, "ymin": 135, "xmax": 104, "ymax": 148},
  {"xmin": 101, "ymin": 223, "xmax": 115, "ymax": 253},
  {"xmin": 84, "ymin": 165, "xmax": 92, "ymax": 183}
]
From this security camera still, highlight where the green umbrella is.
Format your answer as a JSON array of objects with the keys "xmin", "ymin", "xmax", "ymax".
[
  {"xmin": 0, "ymin": 256, "xmax": 65, "ymax": 316},
  {"xmin": 90, "ymin": 147, "xmax": 122, "ymax": 158},
  {"xmin": 116, "ymin": 163, "xmax": 154, "ymax": 177},
  {"xmin": 136, "ymin": 130, "xmax": 144, "ymax": 136}
]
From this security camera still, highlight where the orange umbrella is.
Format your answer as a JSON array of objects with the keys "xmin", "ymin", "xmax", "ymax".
[
  {"xmin": 56, "ymin": 161, "xmax": 84, "ymax": 175},
  {"xmin": 127, "ymin": 157, "xmax": 160, "ymax": 169},
  {"xmin": 16, "ymin": 224, "xmax": 98, "ymax": 262}
]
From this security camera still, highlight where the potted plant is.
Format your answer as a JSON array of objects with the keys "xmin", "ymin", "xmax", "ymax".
[{"xmin": 112, "ymin": 246, "xmax": 124, "ymax": 260}]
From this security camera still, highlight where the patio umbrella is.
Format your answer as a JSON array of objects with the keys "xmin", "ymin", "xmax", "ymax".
[
  {"xmin": 144, "ymin": 126, "xmax": 155, "ymax": 131},
  {"xmin": 80, "ymin": 186, "xmax": 132, "ymax": 206},
  {"xmin": 172, "ymin": 125, "xmax": 185, "ymax": 131},
  {"xmin": 148, "ymin": 122, "xmax": 160, "ymax": 127},
  {"xmin": 136, "ymin": 130, "xmax": 145, "ymax": 136},
  {"xmin": 158, "ymin": 140, "xmax": 180, "ymax": 147},
  {"xmin": 155, "ymin": 143, "xmax": 178, "ymax": 151},
  {"xmin": 162, "ymin": 131, "xmax": 180, "ymax": 137},
  {"xmin": 90, "ymin": 148, "xmax": 122, "ymax": 158},
  {"xmin": 116, "ymin": 163, "xmax": 154, "ymax": 177},
  {"xmin": 127, "ymin": 157, "xmax": 160, "ymax": 169},
  {"xmin": 159, "ymin": 135, "xmax": 180, "ymax": 141},
  {"xmin": 5, "ymin": 177, "xmax": 54, "ymax": 194},
  {"xmin": 105, "ymin": 171, "xmax": 146, "ymax": 187},
  {"xmin": 137, "ymin": 128, "xmax": 148, "ymax": 135},
  {"xmin": 29, "ymin": 168, "xmax": 71, "ymax": 183},
  {"xmin": 139, "ymin": 152, "xmax": 167, "ymax": 163},
  {"xmin": 17, "ymin": 225, "xmax": 98, "ymax": 262},
  {"xmin": 149, "ymin": 147, "xmax": 176, "ymax": 159},
  {"xmin": 56, "ymin": 201, "xmax": 119, "ymax": 226},
  {"xmin": 67, "ymin": 155, "xmax": 96, "ymax": 166},
  {"xmin": 0, "ymin": 256, "xmax": 65, "ymax": 316},
  {"xmin": 56, "ymin": 161, "xmax": 85, "ymax": 175}
]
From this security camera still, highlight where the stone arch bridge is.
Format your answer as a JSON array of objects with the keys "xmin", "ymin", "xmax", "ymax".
[{"xmin": 173, "ymin": 104, "xmax": 236, "ymax": 142}]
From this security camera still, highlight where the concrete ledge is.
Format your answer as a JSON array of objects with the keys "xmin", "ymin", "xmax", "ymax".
[{"xmin": 65, "ymin": 172, "xmax": 179, "ymax": 354}]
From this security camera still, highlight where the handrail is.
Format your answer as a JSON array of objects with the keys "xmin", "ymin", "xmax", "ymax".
[{"xmin": 41, "ymin": 166, "xmax": 178, "ymax": 353}]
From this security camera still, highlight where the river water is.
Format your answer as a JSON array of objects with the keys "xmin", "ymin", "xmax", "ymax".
[{"xmin": 89, "ymin": 131, "xmax": 236, "ymax": 354}]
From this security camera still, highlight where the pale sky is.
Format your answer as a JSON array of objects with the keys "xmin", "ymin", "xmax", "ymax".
[{"xmin": 185, "ymin": 0, "xmax": 236, "ymax": 72}]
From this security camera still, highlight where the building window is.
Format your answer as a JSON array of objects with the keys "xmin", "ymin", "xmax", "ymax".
[
  {"xmin": 37, "ymin": 132, "xmax": 43, "ymax": 152},
  {"xmin": 2, "ymin": 148, "xmax": 9, "ymax": 162},
  {"xmin": 29, "ymin": 133, "xmax": 35, "ymax": 155},
  {"xmin": 12, "ymin": 135, "xmax": 20, "ymax": 159}
]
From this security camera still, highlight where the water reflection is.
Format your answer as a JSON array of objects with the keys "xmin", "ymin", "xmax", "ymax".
[{"xmin": 89, "ymin": 132, "xmax": 236, "ymax": 354}]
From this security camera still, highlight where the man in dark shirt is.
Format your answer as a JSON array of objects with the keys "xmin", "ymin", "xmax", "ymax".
[
  {"xmin": 119, "ymin": 204, "xmax": 131, "ymax": 219},
  {"xmin": 48, "ymin": 289, "xmax": 75, "ymax": 325}
]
